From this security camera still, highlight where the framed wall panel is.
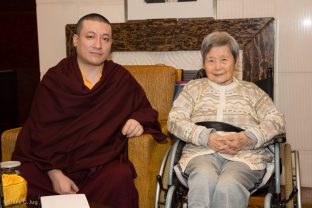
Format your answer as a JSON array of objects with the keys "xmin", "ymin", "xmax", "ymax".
[
  {"xmin": 126, "ymin": 0, "xmax": 214, "ymax": 20},
  {"xmin": 66, "ymin": 17, "xmax": 274, "ymax": 82}
]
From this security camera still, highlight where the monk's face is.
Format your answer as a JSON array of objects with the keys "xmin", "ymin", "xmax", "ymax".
[
  {"xmin": 204, "ymin": 45, "xmax": 236, "ymax": 85},
  {"xmin": 73, "ymin": 20, "xmax": 112, "ymax": 68}
]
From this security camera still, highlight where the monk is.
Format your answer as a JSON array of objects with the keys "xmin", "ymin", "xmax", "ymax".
[{"xmin": 12, "ymin": 13, "xmax": 166, "ymax": 208}]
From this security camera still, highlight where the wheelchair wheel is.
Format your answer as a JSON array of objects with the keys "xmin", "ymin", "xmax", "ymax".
[
  {"xmin": 284, "ymin": 143, "xmax": 294, "ymax": 208},
  {"xmin": 156, "ymin": 139, "xmax": 186, "ymax": 208},
  {"xmin": 165, "ymin": 185, "xmax": 176, "ymax": 208},
  {"xmin": 165, "ymin": 185, "xmax": 188, "ymax": 208},
  {"xmin": 156, "ymin": 146, "xmax": 172, "ymax": 208}
]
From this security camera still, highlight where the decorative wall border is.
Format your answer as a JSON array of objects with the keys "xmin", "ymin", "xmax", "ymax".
[
  {"xmin": 65, "ymin": 17, "xmax": 274, "ymax": 82},
  {"xmin": 126, "ymin": 0, "xmax": 214, "ymax": 21}
]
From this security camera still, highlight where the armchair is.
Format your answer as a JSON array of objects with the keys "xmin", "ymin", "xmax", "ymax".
[{"xmin": 1, "ymin": 65, "xmax": 178, "ymax": 208}]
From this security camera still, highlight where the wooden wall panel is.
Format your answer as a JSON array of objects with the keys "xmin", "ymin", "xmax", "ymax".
[{"xmin": 66, "ymin": 17, "xmax": 274, "ymax": 82}]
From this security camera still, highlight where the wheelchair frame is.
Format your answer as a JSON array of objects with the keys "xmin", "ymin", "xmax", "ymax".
[{"xmin": 155, "ymin": 133, "xmax": 302, "ymax": 208}]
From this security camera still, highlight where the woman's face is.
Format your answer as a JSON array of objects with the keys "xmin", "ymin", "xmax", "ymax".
[{"xmin": 204, "ymin": 45, "xmax": 236, "ymax": 85}]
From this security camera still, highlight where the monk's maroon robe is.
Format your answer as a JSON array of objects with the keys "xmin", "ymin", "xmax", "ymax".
[{"xmin": 12, "ymin": 55, "xmax": 166, "ymax": 207}]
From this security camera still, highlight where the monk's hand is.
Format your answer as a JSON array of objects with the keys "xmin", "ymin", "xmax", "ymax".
[
  {"xmin": 218, "ymin": 132, "xmax": 251, "ymax": 155},
  {"xmin": 122, "ymin": 119, "xmax": 144, "ymax": 138},
  {"xmin": 47, "ymin": 169, "xmax": 79, "ymax": 194}
]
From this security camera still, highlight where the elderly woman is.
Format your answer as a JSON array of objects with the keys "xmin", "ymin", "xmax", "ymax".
[{"xmin": 167, "ymin": 31, "xmax": 286, "ymax": 208}]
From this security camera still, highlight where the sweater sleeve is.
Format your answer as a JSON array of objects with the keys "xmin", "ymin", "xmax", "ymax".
[
  {"xmin": 167, "ymin": 80, "xmax": 212, "ymax": 146},
  {"xmin": 244, "ymin": 85, "xmax": 286, "ymax": 148}
]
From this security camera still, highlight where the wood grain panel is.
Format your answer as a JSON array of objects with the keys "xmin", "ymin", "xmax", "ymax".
[{"xmin": 66, "ymin": 17, "xmax": 274, "ymax": 82}]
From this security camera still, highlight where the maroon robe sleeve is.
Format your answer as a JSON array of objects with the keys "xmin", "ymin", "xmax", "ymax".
[{"xmin": 129, "ymin": 93, "xmax": 166, "ymax": 142}]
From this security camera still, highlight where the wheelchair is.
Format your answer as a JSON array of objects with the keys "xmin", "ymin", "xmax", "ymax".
[
  {"xmin": 155, "ymin": 70, "xmax": 302, "ymax": 208},
  {"xmin": 156, "ymin": 122, "xmax": 301, "ymax": 208}
]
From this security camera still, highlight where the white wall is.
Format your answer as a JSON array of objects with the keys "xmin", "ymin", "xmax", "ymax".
[
  {"xmin": 36, "ymin": 0, "xmax": 312, "ymax": 187},
  {"xmin": 36, "ymin": 0, "xmax": 125, "ymax": 76}
]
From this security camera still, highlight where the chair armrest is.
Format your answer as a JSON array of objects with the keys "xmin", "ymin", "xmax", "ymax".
[
  {"xmin": 272, "ymin": 133, "xmax": 286, "ymax": 144},
  {"xmin": 1, "ymin": 127, "xmax": 21, "ymax": 161},
  {"xmin": 128, "ymin": 133, "xmax": 171, "ymax": 208}
]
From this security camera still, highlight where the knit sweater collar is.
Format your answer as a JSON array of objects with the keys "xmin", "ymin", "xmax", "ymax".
[{"xmin": 207, "ymin": 77, "xmax": 238, "ymax": 91}]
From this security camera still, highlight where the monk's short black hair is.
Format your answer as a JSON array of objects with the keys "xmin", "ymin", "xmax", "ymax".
[{"xmin": 76, "ymin": 13, "xmax": 111, "ymax": 35}]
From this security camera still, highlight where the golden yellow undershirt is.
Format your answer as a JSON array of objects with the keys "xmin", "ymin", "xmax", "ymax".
[{"xmin": 80, "ymin": 68, "xmax": 102, "ymax": 89}]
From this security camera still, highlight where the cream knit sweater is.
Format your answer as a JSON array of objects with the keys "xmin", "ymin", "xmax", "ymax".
[{"xmin": 168, "ymin": 77, "xmax": 285, "ymax": 171}]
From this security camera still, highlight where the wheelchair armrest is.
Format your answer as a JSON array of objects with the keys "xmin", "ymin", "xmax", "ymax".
[{"xmin": 272, "ymin": 133, "xmax": 286, "ymax": 144}]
